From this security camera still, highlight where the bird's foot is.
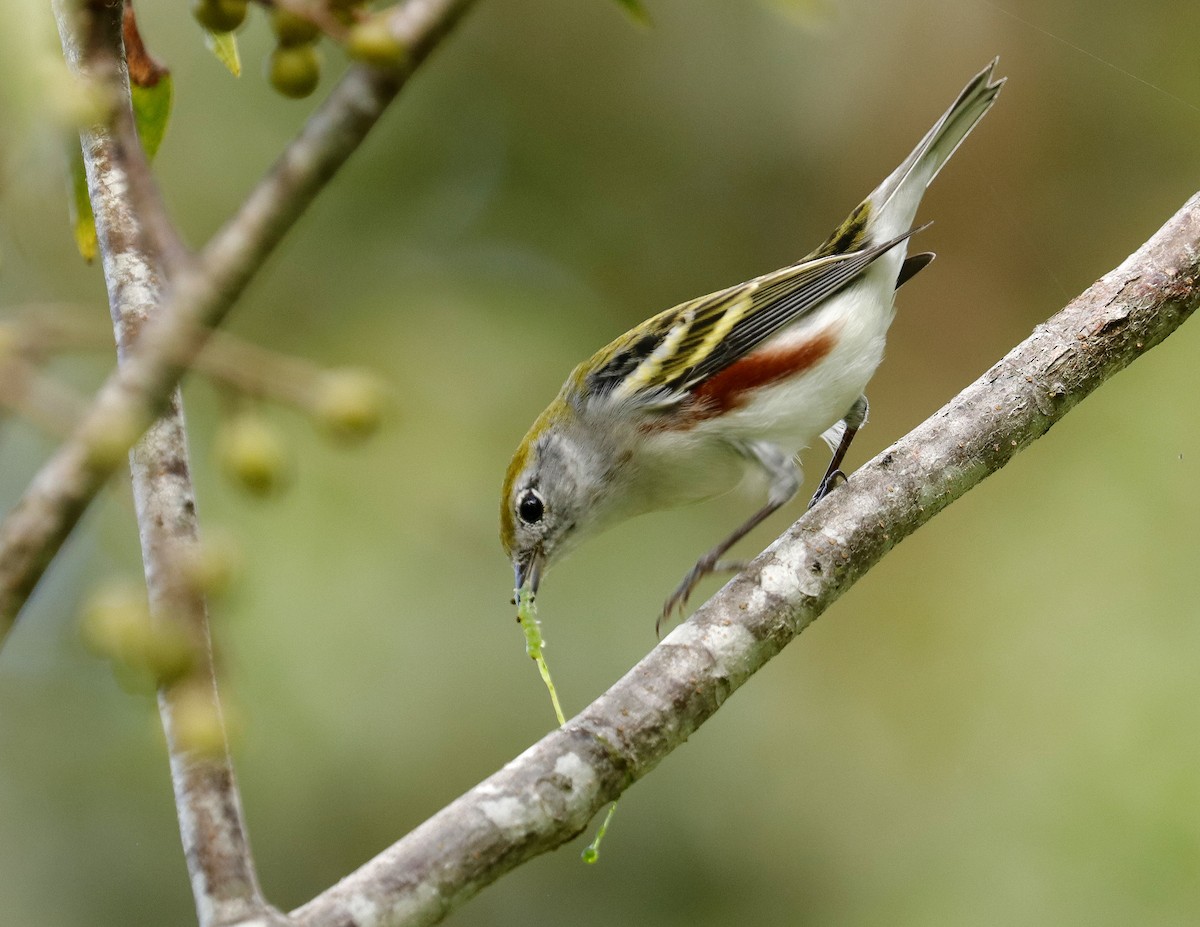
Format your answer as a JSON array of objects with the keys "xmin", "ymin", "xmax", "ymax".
[
  {"xmin": 807, "ymin": 469, "xmax": 848, "ymax": 510},
  {"xmin": 656, "ymin": 558, "xmax": 749, "ymax": 638}
]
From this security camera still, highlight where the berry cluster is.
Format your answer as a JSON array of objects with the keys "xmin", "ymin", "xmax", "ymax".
[{"xmin": 191, "ymin": 0, "xmax": 407, "ymax": 99}]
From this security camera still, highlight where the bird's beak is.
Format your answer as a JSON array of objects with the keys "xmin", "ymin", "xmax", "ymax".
[{"xmin": 513, "ymin": 549, "xmax": 545, "ymax": 600}]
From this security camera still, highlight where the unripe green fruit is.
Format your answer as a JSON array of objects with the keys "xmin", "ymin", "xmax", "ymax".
[
  {"xmin": 314, "ymin": 369, "xmax": 387, "ymax": 442},
  {"xmin": 345, "ymin": 18, "xmax": 407, "ymax": 68},
  {"xmin": 81, "ymin": 583, "xmax": 196, "ymax": 685},
  {"xmin": 328, "ymin": 0, "xmax": 367, "ymax": 25},
  {"xmin": 170, "ymin": 684, "xmax": 229, "ymax": 758},
  {"xmin": 192, "ymin": 0, "xmax": 248, "ymax": 33},
  {"xmin": 267, "ymin": 43, "xmax": 321, "ymax": 99},
  {"xmin": 82, "ymin": 582, "xmax": 153, "ymax": 662},
  {"xmin": 179, "ymin": 533, "xmax": 241, "ymax": 598},
  {"xmin": 82, "ymin": 406, "xmax": 142, "ymax": 471},
  {"xmin": 271, "ymin": 9, "xmax": 320, "ymax": 47},
  {"xmin": 216, "ymin": 414, "xmax": 289, "ymax": 496},
  {"xmin": 142, "ymin": 624, "xmax": 197, "ymax": 687}
]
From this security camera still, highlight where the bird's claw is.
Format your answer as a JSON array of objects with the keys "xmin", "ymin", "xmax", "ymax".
[
  {"xmin": 656, "ymin": 558, "xmax": 749, "ymax": 638},
  {"xmin": 807, "ymin": 469, "xmax": 848, "ymax": 510},
  {"xmin": 658, "ymin": 566, "xmax": 704, "ymax": 638}
]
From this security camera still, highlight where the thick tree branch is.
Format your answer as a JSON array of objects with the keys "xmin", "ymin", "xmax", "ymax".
[
  {"xmin": 291, "ymin": 194, "xmax": 1200, "ymax": 927},
  {"xmin": 0, "ymin": 0, "xmax": 477, "ymax": 643},
  {"xmin": 53, "ymin": 4, "xmax": 280, "ymax": 926}
]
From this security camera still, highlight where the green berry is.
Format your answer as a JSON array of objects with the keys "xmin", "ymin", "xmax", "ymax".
[
  {"xmin": 170, "ymin": 683, "xmax": 229, "ymax": 758},
  {"xmin": 82, "ymin": 582, "xmax": 154, "ymax": 663},
  {"xmin": 81, "ymin": 581, "xmax": 197, "ymax": 685},
  {"xmin": 179, "ymin": 533, "xmax": 241, "ymax": 598},
  {"xmin": 142, "ymin": 624, "xmax": 197, "ymax": 687},
  {"xmin": 328, "ymin": 0, "xmax": 367, "ymax": 25},
  {"xmin": 345, "ymin": 18, "xmax": 407, "ymax": 68},
  {"xmin": 82, "ymin": 406, "xmax": 142, "ymax": 471},
  {"xmin": 216, "ymin": 413, "xmax": 289, "ymax": 496},
  {"xmin": 267, "ymin": 43, "xmax": 321, "ymax": 99},
  {"xmin": 314, "ymin": 368, "xmax": 387, "ymax": 442},
  {"xmin": 192, "ymin": 0, "xmax": 248, "ymax": 33},
  {"xmin": 271, "ymin": 9, "xmax": 320, "ymax": 47}
]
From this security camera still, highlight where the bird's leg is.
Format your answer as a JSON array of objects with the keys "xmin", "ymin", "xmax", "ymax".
[
  {"xmin": 658, "ymin": 501, "xmax": 784, "ymax": 634},
  {"xmin": 809, "ymin": 395, "xmax": 868, "ymax": 509},
  {"xmin": 659, "ymin": 445, "xmax": 798, "ymax": 636}
]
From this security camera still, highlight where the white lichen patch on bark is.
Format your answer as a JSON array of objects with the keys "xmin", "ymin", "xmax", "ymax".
[
  {"xmin": 819, "ymin": 525, "xmax": 848, "ymax": 547},
  {"xmin": 553, "ymin": 751, "xmax": 599, "ymax": 798},
  {"xmin": 386, "ymin": 882, "xmax": 442, "ymax": 926},
  {"xmin": 344, "ymin": 893, "xmax": 379, "ymax": 926},
  {"xmin": 758, "ymin": 555, "xmax": 815, "ymax": 602},
  {"xmin": 667, "ymin": 619, "xmax": 758, "ymax": 679},
  {"xmin": 478, "ymin": 796, "xmax": 533, "ymax": 838}
]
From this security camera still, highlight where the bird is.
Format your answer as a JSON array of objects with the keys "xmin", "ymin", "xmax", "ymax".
[{"xmin": 500, "ymin": 59, "xmax": 1004, "ymax": 631}]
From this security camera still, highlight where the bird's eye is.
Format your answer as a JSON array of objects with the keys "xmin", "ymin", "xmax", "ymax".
[{"xmin": 517, "ymin": 489, "xmax": 545, "ymax": 525}]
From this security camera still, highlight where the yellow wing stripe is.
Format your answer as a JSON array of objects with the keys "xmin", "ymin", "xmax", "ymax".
[
  {"xmin": 612, "ymin": 309, "xmax": 694, "ymax": 399},
  {"xmin": 684, "ymin": 288, "xmax": 753, "ymax": 373}
]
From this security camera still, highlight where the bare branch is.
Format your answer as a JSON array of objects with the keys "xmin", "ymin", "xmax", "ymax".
[
  {"xmin": 52, "ymin": 3, "xmax": 280, "ymax": 925},
  {"xmin": 0, "ymin": 350, "xmax": 86, "ymax": 436},
  {"xmin": 145, "ymin": 407, "xmax": 282, "ymax": 927},
  {"xmin": 0, "ymin": 0, "xmax": 477, "ymax": 642},
  {"xmin": 291, "ymin": 194, "xmax": 1200, "ymax": 927},
  {"xmin": 192, "ymin": 329, "xmax": 335, "ymax": 408}
]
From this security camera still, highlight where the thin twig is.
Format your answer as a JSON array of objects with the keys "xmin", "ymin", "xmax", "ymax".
[
  {"xmin": 0, "ymin": 304, "xmax": 110, "ymax": 358},
  {"xmin": 193, "ymin": 329, "xmax": 330, "ymax": 407},
  {"xmin": 53, "ymin": 3, "xmax": 281, "ymax": 926},
  {"xmin": 0, "ymin": 352, "xmax": 87, "ymax": 437},
  {"xmin": 0, "ymin": 0, "xmax": 477, "ymax": 642},
  {"xmin": 0, "ymin": 305, "xmax": 337, "ymax": 409},
  {"xmin": 291, "ymin": 194, "xmax": 1200, "ymax": 927}
]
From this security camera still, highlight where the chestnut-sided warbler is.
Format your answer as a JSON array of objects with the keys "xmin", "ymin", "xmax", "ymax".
[{"xmin": 502, "ymin": 60, "xmax": 1004, "ymax": 626}]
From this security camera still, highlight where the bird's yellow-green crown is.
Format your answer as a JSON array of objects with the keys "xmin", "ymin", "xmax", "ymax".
[{"xmin": 500, "ymin": 396, "xmax": 571, "ymax": 555}]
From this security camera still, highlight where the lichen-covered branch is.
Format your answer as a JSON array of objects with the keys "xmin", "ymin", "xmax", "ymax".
[
  {"xmin": 0, "ymin": 0, "xmax": 477, "ymax": 643},
  {"xmin": 291, "ymin": 193, "xmax": 1200, "ymax": 927},
  {"xmin": 53, "ymin": 4, "xmax": 280, "ymax": 926}
]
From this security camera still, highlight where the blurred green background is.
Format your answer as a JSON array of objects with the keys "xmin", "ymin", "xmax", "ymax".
[{"xmin": 2, "ymin": 1, "xmax": 1199, "ymax": 925}]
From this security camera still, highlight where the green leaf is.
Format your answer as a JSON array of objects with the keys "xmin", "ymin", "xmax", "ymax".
[
  {"xmin": 612, "ymin": 0, "xmax": 651, "ymax": 26},
  {"xmin": 67, "ymin": 142, "xmax": 98, "ymax": 263},
  {"xmin": 123, "ymin": 2, "xmax": 173, "ymax": 159},
  {"xmin": 130, "ymin": 73, "xmax": 173, "ymax": 161},
  {"xmin": 204, "ymin": 29, "xmax": 242, "ymax": 76},
  {"xmin": 66, "ymin": 2, "xmax": 171, "ymax": 262}
]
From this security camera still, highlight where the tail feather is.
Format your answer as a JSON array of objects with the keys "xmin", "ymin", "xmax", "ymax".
[{"xmin": 871, "ymin": 59, "xmax": 1005, "ymax": 232}]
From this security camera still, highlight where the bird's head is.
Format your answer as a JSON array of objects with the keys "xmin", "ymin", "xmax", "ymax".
[{"xmin": 500, "ymin": 397, "xmax": 620, "ymax": 597}]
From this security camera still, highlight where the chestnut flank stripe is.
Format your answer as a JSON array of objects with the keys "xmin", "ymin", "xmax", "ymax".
[{"xmin": 690, "ymin": 328, "xmax": 838, "ymax": 418}]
